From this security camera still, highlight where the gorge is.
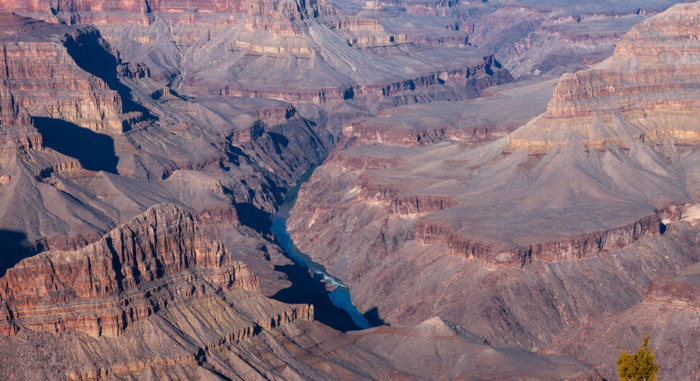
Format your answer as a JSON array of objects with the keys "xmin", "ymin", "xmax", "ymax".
[
  {"xmin": 0, "ymin": 0, "xmax": 698, "ymax": 379},
  {"xmin": 271, "ymin": 167, "xmax": 374, "ymax": 330}
]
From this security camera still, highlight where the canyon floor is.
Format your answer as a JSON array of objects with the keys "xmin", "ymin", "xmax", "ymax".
[{"xmin": 0, "ymin": 0, "xmax": 698, "ymax": 380}]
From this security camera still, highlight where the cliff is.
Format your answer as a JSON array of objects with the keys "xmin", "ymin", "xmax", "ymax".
[
  {"xmin": 509, "ymin": 2, "xmax": 700, "ymax": 152},
  {"xmin": 0, "ymin": 13, "xmax": 123, "ymax": 133},
  {"xmin": 0, "ymin": 0, "xmax": 334, "ymax": 22},
  {"xmin": 284, "ymin": 3, "xmax": 700, "ymax": 361},
  {"xmin": 0, "ymin": 78, "xmax": 42, "ymax": 154},
  {"xmin": 549, "ymin": 261, "xmax": 700, "ymax": 380},
  {"xmin": 0, "ymin": 203, "xmax": 262, "ymax": 337}
]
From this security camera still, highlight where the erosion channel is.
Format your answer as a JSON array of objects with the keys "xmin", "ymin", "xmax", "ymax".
[{"xmin": 271, "ymin": 168, "xmax": 374, "ymax": 331}]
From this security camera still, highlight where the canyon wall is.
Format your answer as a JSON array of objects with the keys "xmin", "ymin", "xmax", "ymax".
[
  {"xmin": 285, "ymin": 5, "xmax": 700, "ymax": 379},
  {"xmin": 0, "ymin": 79, "xmax": 42, "ymax": 154},
  {"xmin": 0, "ymin": 203, "xmax": 262, "ymax": 337},
  {"xmin": 510, "ymin": 2, "xmax": 700, "ymax": 151},
  {"xmin": 0, "ymin": 13, "xmax": 123, "ymax": 133}
]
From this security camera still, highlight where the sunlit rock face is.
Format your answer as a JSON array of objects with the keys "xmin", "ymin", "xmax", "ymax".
[
  {"xmin": 510, "ymin": 2, "xmax": 700, "ymax": 152},
  {"xmin": 286, "ymin": 4, "xmax": 700, "ymax": 380},
  {"xmin": 0, "ymin": 204, "xmax": 261, "ymax": 337},
  {"xmin": 0, "ymin": 0, "xmax": 697, "ymax": 380},
  {"xmin": 0, "ymin": 13, "xmax": 123, "ymax": 133}
]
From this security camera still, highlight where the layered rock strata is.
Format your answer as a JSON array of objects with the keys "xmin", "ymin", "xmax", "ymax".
[
  {"xmin": 0, "ymin": 78, "xmax": 41, "ymax": 154},
  {"xmin": 0, "ymin": 203, "xmax": 266, "ymax": 337},
  {"xmin": 0, "ymin": 0, "xmax": 514, "ymax": 111},
  {"xmin": 0, "ymin": 203, "xmax": 605, "ymax": 380},
  {"xmin": 549, "ymin": 259, "xmax": 700, "ymax": 380},
  {"xmin": 509, "ymin": 2, "xmax": 700, "ymax": 152},
  {"xmin": 285, "ymin": 6, "xmax": 700, "ymax": 377},
  {"xmin": 0, "ymin": 13, "xmax": 123, "ymax": 133}
]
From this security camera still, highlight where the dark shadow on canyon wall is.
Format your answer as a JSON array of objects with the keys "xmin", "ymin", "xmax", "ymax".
[
  {"xmin": 271, "ymin": 263, "xmax": 362, "ymax": 332},
  {"xmin": 0, "ymin": 230, "xmax": 33, "ymax": 278},
  {"xmin": 63, "ymin": 29, "xmax": 156, "ymax": 131},
  {"xmin": 34, "ymin": 117, "xmax": 119, "ymax": 173},
  {"xmin": 233, "ymin": 203, "xmax": 273, "ymax": 234},
  {"xmin": 363, "ymin": 307, "xmax": 386, "ymax": 327}
]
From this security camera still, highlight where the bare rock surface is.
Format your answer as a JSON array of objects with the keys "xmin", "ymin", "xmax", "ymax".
[
  {"xmin": 0, "ymin": 13, "xmax": 123, "ymax": 133},
  {"xmin": 510, "ymin": 1, "xmax": 700, "ymax": 152},
  {"xmin": 0, "ymin": 203, "xmax": 261, "ymax": 337},
  {"xmin": 360, "ymin": 0, "xmax": 692, "ymax": 78},
  {"xmin": 0, "ymin": 0, "xmax": 515, "ymax": 110},
  {"xmin": 0, "ymin": 203, "xmax": 603, "ymax": 381},
  {"xmin": 0, "ymin": 0, "xmax": 698, "ymax": 379},
  {"xmin": 238, "ymin": 317, "xmax": 602, "ymax": 381},
  {"xmin": 548, "ymin": 250, "xmax": 700, "ymax": 380},
  {"xmin": 286, "ymin": 3, "xmax": 700, "ymax": 378}
]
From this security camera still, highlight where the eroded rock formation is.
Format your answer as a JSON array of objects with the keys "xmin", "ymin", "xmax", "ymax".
[
  {"xmin": 509, "ymin": 2, "xmax": 700, "ymax": 152},
  {"xmin": 0, "ymin": 13, "xmax": 123, "ymax": 133},
  {"xmin": 0, "ymin": 79, "xmax": 41, "ymax": 154},
  {"xmin": 0, "ymin": 203, "xmax": 262, "ymax": 337},
  {"xmin": 285, "ymin": 4, "xmax": 700, "ymax": 379}
]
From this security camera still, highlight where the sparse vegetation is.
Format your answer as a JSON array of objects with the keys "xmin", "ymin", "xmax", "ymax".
[{"xmin": 617, "ymin": 333, "xmax": 658, "ymax": 381}]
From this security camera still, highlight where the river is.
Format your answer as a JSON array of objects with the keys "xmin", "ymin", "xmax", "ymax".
[{"xmin": 271, "ymin": 167, "xmax": 372, "ymax": 330}]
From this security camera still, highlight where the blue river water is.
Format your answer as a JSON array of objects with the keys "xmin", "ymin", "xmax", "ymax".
[{"xmin": 271, "ymin": 168, "xmax": 372, "ymax": 330}]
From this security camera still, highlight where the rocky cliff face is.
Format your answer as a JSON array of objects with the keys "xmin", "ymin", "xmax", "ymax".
[
  {"xmin": 0, "ymin": 78, "xmax": 42, "ymax": 154},
  {"xmin": 0, "ymin": 0, "xmax": 333, "ymax": 21},
  {"xmin": 285, "ymin": 4, "xmax": 700, "ymax": 379},
  {"xmin": 0, "ymin": 203, "xmax": 261, "ymax": 337},
  {"xmin": 0, "ymin": 13, "xmax": 123, "ymax": 133},
  {"xmin": 0, "ymin": 202, "xmax": 604, "ymax": 381},
  {"xmin": 509, "ymin": 2, "xmax": 700, "ymax": 152},
  {"xmin": 0, "ymin": 0, "xmax": 514, "ymax": 112},
  {"xmin": 0, "ymin": 0, "xmax": 697, "ymax": 379},
  {"xmin": 381, "ymin": 0, "xmax": 689, "ymax": 79}
]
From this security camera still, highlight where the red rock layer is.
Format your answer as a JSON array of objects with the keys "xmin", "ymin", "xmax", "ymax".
[
  {"xmin": 0, "ymin": 78, "xmax": 42, "ymax": 154},
  {"xmin": 0, "ymin": 203, "xmax": 260, "ymax": 337},
  {"xmin": 510, "ymin": 2, "xmax": 700, "ymax": 150},
  {"xmin": 219, "ymin": 58, "xmax": 513, "ymax": 105},
  {"xmin": 416, "ymin": 214, "xmax": 662, "ymax": 267},
  {"xmin": 0, "ymin": 13, "xmax": 123, "ymax": 133},
  {"xmin": 0, "ymin": 0, "xmax": 334, "ymax": 21},
  {"xmin": 63, "ymin": 301, "xmax": 314, "ymax": 380}
]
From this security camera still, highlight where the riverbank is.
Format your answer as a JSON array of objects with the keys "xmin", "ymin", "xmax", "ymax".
[{"xmin": 270, "ymin": 167, "xmax": 374, "ymax": 331}]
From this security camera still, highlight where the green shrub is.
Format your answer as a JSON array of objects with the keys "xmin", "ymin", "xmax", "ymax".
[{"xmin": 617, "ymin": 333, "xmax": 658, "ymax": 381}]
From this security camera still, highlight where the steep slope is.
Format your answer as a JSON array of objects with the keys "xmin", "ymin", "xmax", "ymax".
[
  {"xmin": 548, "ymin": 256, "xmax": 700, "ymax": 380},
  {"xmin": 0, "ymin": 204, "xmax": 314, "ymax": 379},
  {"xmin": 286, "ymin": 3, "xmax": 700, "ymax": 378},
  {"xmin": 0, "ymin": 204, "xmax": 602, "ymax": 380},
  {"xmin": 0, "ymin": 0, "xmax": 513, "ymax": 111},
  {"xmin": 364, "ymin": 0, "xmax": 691, "ymax": 78},
  {"xmin": 0, "ymin": 12, "xmax": 334, "ymax": 264},
  {"xmin": 510, "ymin": 1, "xmax": 700, "ymax": 152},
  {"xmin": 0, "ymin": 203, "xmax": 262, "ymax": 337},
  {"xmin": 0, "ymin": 13, "xmax": 123, "ymax": 133}
]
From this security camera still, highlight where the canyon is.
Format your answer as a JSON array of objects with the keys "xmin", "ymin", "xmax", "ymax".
[
  {"xmin": 287, "ymin": 2, "xmax": 700, "ymax": 380},
  {"xmin": 0, "ymin": 0, "xmax": 697, "ymax": 379}
]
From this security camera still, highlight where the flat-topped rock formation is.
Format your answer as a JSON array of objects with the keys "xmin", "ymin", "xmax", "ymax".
[
  {"xmin": 0, "ymin": 0, "xmax": 334, "ymax": 21},
  {"xmin": 0, "ymin": 0, "xmax": 514, "ymax": 110},
  {"xmin": 380, "ymin": 0, "xmax": 691, "ymax": 79},
  {"xmin": 341, "ymin": 79, "xmax": 557, "ymax": 147},
  {"xmin": 0, "ymin": 0, "xmax": 698, "ymax": 379},
  {"xmin": 285, "ymin": 6, "xmax": 700, "ymax": 377},
  {"xmin": 509, "ymin": 1, "xmax": 700, "ymax": 152}
]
